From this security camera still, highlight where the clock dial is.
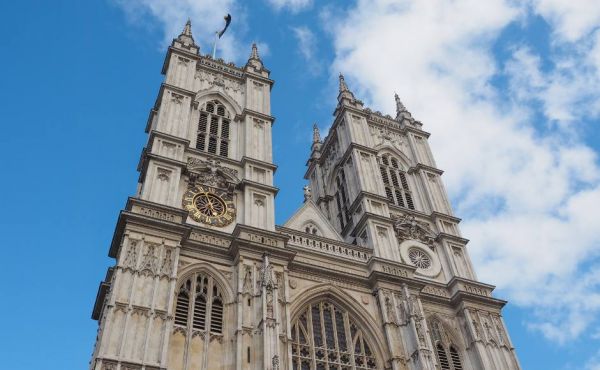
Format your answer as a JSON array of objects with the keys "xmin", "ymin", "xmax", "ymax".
[{"xmin": 183, "ymin": 185, "xmax": 236, "ymax": 227}]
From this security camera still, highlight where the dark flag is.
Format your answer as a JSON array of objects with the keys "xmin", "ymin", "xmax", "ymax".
[{"xmin": 218, "ymin": 14, "xmax": 232, "ymax": 38}]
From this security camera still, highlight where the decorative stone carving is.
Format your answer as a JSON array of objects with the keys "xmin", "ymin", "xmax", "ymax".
[
  {"xmin": 242, "ymin": 265, "xmax": 253, "ymax": 293},
  {"xmin": 123, "ymin": 240, "xmax": 139, "ymax": 269},
  {"xmin": 384, "ymin": 293, "xmax": 396, "ymax": 324},
  {"xmin": 160, "ymin": 248, "xmax": 173, "ymax": 276},
  {"xmin": 392, "ymin": 214, "xmax": 435, "ymax": 246},
  {"xmin": 140, "ymin": 243, "xmax": 158, "ymax": 274},
  {"xmin": 186, "ymin": 157, "xmax": 240, "ymax": 191},
  {"xmin": 303, "ymin": 185, "xmax": 312, "ymax": 202}
]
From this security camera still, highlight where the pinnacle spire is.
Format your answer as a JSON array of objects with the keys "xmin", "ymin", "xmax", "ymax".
[
  {"xmin": 339, "ymin": 73, "xmax": 349, "ymax": 93},
  {"xmin": 183, "ymin": 18, "xmax": 192, "ymax": 37},
  {"xmin": 250, "ymin": 43, "xmax": 261, "ymax": 60},
  {"xmin": 174, "ymin": 18, "xmax": 198, "ymax": 51},
  {"xmin": 395, "ymin": 92, "xmax": 407, "ymax": 113},
  {"xmin": 312, "ymin": 123, "xmax": 321, "ymax": 143}
]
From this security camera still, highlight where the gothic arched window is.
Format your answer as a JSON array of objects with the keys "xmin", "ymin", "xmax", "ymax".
[
  {"xmin": 196, "ymin": 100, "xmax": 230, "ymax": 157},
  {"xmin": 378, "ymin": 154, "xmax": 414, "ymax": 210},
  {"xmin": 174, "ymin": 272, "xmax": 224, "ymax": 334},
  {"xmin": 291, "ymin": 301, "xmax": 377, "ymax": 370},
  {"xmin": 335, "ymin": 169, "xmax": 351, "ymax": 231}
]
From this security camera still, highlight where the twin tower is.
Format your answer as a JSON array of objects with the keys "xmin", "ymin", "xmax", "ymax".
[{"xmin": 89, "ymin": 21, "xmax": 521, "ymax": 370}]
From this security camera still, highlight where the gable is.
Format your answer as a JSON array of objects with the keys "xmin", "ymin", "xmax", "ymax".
[{"xmin": 282, "ymin": 201, "xmax": 343, "ymax": 241}]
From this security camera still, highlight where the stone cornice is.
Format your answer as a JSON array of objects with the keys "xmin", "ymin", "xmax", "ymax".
[
  {"xmin": 109, "ymin": 198, "xmax": 191, "ymax": 258},
  {"xmin": 162, "ymin": 46, "xmax": 202, "ymax": 75},
  {"xmin": 240, "ymin": 156, "xmax": 278, "ymax": 172},
  {"xmin": 147, "ymin": 130, "xmax": 191, "ymax": 149},
  {"xmin": 430, "ymin": 211, "xmax": 462, "ymax": 224},
  {"xmin": 436, "ymin": 232, "xmax": 469, "ymax": 245},
  {"xmin": 240, "ymin": 179, "xmax": 280, "ymax": 195},
  {"xmin": 413, "ymin": 163, "xmax": 444, "ymax": 176},
  {"xmin": 239, "ymin": 108, "xmax": 276, "ymax": 124},
  {"xmin": 242, "ymin": 70, "xmax": 275, "ymax": 86},
  {"xmin": 367, "ymin": 257, "xmax": 423, "ymax": 289}
]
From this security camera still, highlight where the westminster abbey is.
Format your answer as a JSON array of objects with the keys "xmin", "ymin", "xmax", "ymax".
[{"xmin": 89, "ymin": 21, "xmax": 521, "ymax": 370}]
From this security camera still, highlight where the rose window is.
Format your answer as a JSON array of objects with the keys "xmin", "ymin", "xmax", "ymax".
[{"xmin": 408, "ymin": 248, "xmax": 432, "ymax": 269}]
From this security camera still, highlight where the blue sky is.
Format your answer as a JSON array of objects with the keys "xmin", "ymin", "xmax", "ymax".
[{"xmin": 1, "ymin": 0, "xmax": 600, "ymax": 369}]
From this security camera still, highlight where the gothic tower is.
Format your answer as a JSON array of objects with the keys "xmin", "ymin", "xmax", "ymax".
[{"xmin": 90, "ymin": 21, "xmax": 521, "ymax": 370}]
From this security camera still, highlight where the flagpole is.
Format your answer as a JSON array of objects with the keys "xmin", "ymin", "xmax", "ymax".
[{"xmin": 211, "ymin": 31, "xmax": 219, "ymax": 59}]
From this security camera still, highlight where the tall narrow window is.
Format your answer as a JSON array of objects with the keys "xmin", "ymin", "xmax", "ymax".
[
  {"xmin": 450, "ymin": 346, "xmax": 463, "ymax": 370},
  {"xmin": 174, "ymin": 280, "xmax": 191, "ymax": 326},
  {"xmin": 378, "ymin": 154, "xmax": 414, "ymax": 210},
  {"xmin": 173, "ymin": 272, "xmax": 224, "ymax": 335},
  {"xmin": 291, "ymin": 301, "xmax": 377, "ymax": 370},
  {"xmin": 335, "ymin": 169, "xmax": 351, "ymax": 231},
  {"xmin": 195, "ymin": 100, "xmax": 231, "ymax": 158},
  {"xmin": 436, "ymin": 342, "xmax": 450, "ymax": 370}
]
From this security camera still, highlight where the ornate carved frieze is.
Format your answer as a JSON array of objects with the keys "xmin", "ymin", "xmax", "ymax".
[
  {"xmin": 188, "ymin": 231, "xmax": 230, "ymax": 247},
  {"xmin": 421, "ymin": 285, "xmax": 450, "ymax": 298},
  {"xmin": 392, "ymin": 214, "xmax": 436, "ymax": 246},
  {"xmin": 186, "ymin": 157, "xmax": 240, "ymax": 192},
  {"xmin": 130, "ymin": 204, "xmax": 182, "ymax": 223}
]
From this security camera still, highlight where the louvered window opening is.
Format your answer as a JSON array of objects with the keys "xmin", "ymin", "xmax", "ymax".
[
  {"xmin": 174, "ymin": 272, "xmax": 224, "ymax": 335},
  {"xmin": 379, "ymin": 155, "xmax": 414, "ymax": 210},
  {"xmin": 435, "ymin": 342, "xmax": 463, "ymax": 370},
  {"xmin": 196, "ymin": 100, "xmax": 230, "ymax": 157},
  {"xmin": 335, "ymin": 169, "xmax": 351, "ymax": 231},
  {"xmin": 291, "ymin": 301, "xmax": 377, "ymax": 370}
]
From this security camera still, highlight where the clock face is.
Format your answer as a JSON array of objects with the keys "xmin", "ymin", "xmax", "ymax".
[{"xmin": 183, "ymin": 185, "xmax": 236, "ymax": 227}]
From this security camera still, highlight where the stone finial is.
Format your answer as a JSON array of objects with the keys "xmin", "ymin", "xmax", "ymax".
[
  {"xmin": 175, "ymin": 18, "xmax": 198, "ymax": 49},
  {"xmin": 337, "ymin": 73, "xmax": 357, "ymax": 104},
  {"xmin": 303, "ymin": 185, "xmax": 312, "ymax": 202},
  {"xmin": 246, "ymin": 43, "xmax": 264, "ymax": 71},
  {"xmin": 250, "ymin": 43, "xmax": 261, "ymax": 60},
  {"xmin": 312, "ymin": 123, "xmax": 321, "ymax": 143},
  {"xmin": 395, "ymin": 92, "xmax": 407, "ymax": 113},
  {"xmin": 394, "ymin": 92, "xmax": 413, "ymax": 121},
  {"xmin": 339, "ymin": 73, "xmax": 349, "ymax": 93},
  {"xmin": 183, "ymin": 19, "xmax": 193, "ymax": 37}
]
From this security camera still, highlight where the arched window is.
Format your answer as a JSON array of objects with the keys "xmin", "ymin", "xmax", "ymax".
[
  {"xmin": 436, "ymin": 342, "xmax": 450, "ymax": 370},
  {"xmin": 174, "ymin": 272, "xmax": 224, "ymax": 334},
  {"xmin": 291, "ymin": 300, "xmax": 377, "ymax": 370},
  {"xmin": 196, "ymin": 100, "xmax": 230, "ymax": 157},
  {"xmin": 335, "ymin": 169, "xmax": 351, "ymax": 231},
  {"xmin": 378, "ymin": 154, "xmax": 414, "ymax": 210},
  {"xmin": 449, "ymin": 345, "xmax": 463, "ymax": 370}
]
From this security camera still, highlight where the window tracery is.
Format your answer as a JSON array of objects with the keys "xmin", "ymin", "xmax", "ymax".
[
  {"xmin": 196, "ymin": 100, "xmax": 230, "ymax": 157},
  {"xmin": 291, "ymin": 300, "xmax": 377, "ymax": 370},
  {"xmin": 174, "ymin": 272, "xmax": 224, "ymax": 334},
  {"xmin": 378, "ymin": 154, "xmax": 414, "ymax": 210}
]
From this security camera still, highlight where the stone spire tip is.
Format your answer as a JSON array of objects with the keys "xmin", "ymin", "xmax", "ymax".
[
  {"xmin": 250, "ymin": 43, "xmax": 261, "ymax": 60},
  {"xmin": 312, "ymin": 123, "xmax": 321, "ymax": 143}
]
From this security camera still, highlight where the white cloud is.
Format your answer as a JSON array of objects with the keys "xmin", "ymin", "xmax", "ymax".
[
  {"xmin": 292, "ymin": 26, "xmax": 321, "ymax": 74},
  {"xmin": 328, "ymin": 0, "xmax": 600, "ymax": 348},
  {"xmin": 114, "ymin": 0, "xmax": 243, "ymax": 61},
  {"xmin": 266, "ymin": 0, "xmax": 312, "ymax": 13},
  {"xmin": 530, "ymin": 0, "xmax": 600, "ymax": 42}
]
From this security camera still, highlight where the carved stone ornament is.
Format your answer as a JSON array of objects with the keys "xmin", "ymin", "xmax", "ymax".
[
  {"xmin": 260, "ymin": 254, "xmax": 277, "ymax": 290},
  {"xmin": 186, "ymin": 157, "xmax": 240, "ymax": 192},
  {"xmin": 392, "ymin": 214, "xmax": 435, "ymax": 246}
]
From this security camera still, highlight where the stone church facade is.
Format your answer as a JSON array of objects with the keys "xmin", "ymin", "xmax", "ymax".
[{"xmin": 89, "ymin": 21, "xmax": 521, "ymax": 370}]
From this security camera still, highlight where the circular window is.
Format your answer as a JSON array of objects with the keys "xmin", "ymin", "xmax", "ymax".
[
  {"xmin": 408, "ymin": 248, "xmax": 432, "ymax": 269},
  {"xmin": 399, "ymin": 240, "xmax": 441, "ymax": 277}
]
